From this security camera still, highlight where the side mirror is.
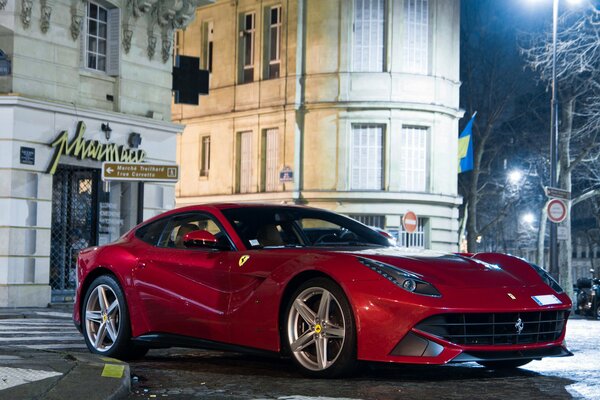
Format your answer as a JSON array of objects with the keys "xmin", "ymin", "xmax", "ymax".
[{"xmin": 183, "ymin": 230, "xmax": 220, "ymax": 249}]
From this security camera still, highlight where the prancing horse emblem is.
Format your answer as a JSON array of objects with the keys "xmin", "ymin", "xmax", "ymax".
[{"xmin": 515, "ymin": 318, "xmax": 524, "ymax": 335}]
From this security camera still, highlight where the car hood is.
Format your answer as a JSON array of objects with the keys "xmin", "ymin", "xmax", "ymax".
[{"xmin": 336, "ymin": 247, "xmax": 538, "ymax": 289}]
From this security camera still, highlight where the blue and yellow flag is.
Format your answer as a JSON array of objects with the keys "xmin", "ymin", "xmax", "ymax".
[{"xmin": 458, "ymin": 112, "xmax": 476, "ymax": 173}]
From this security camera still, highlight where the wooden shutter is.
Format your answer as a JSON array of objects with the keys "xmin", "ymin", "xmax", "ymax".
[{"xmin": 106, "ymin": 8, "xmax": 120, "ymax": 76}]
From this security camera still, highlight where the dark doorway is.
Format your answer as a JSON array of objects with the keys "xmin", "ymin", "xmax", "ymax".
[{"xmin": 50, "ymin": 166, "xmax": 100, "ymax": 303}]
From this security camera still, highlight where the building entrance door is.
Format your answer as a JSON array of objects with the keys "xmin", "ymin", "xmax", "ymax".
[{"xmin": 50, "ymin": 166, "xmax": 100, "ymax": 303}]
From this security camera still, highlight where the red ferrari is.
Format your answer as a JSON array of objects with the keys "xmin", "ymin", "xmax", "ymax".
[{"xmin": 73, "ymin": 203, "xmax": 572, "ymax": 377}]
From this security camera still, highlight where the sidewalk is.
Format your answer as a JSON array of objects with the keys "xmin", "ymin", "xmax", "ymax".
[{"xmin": 0, "ymin": 306, "xmax": 130, "ymax": 400}]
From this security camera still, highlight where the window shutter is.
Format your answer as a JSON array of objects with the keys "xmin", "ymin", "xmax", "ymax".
[{"xmin": 106, "ymin": 8, "xmax": 120, "ymax": 76}]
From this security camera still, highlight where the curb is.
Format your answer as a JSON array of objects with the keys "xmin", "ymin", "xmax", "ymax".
[{"xmin": 45, "ymin": 353, "xmax": 131, "ymax": 400}]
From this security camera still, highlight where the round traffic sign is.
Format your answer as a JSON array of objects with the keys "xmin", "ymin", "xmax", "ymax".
[
  {"xmin": 402, "ymin": 211, "xmax": 418, "ymax": 234},
  {"xmin": 547, "ymin": 199, "xmax": 568, "ymax": 223}
]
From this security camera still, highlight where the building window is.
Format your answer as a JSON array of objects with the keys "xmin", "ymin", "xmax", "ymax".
[
  {"xmin": 262, "ymin": 128, "xmax": 279, "ymax": 192},
  {"xmin": 399, "ymin": 126, "xmax": 428, "ymax": 192},
  {"xmin": 351, "ymin": 124, "xmax": 384, "ymax": 190},
  {"xmin": 396, "ymin": 217, "xmax": 426, "ymax": 248},
  {"xmin": 353, "ymin": 0, "xmax": 386, "ymax": 72},
  {"xmin": 348, "ymin": 214, "xmax": 385, "ymax": 229},
  {"xmin": 173, "ymin": 30, "xmax": 183, "ymax": 64},
  {"xmin": 200, "ymin": 136, "xmax": 211, "ymax": 177},
  {"xmin": 237, "ymin": 131, "xmax": 253, "ymax": 193},
  {"xmin": 83, "ymin": 1, "xmax": 119, "ymax": 75},
  {"xmin": 240, "ymin": 12, "xmax": 255, "ymax": 83},
  {"xmin": 403, "ymin": 0, "xmax": 429, "ymax": 74},
  {"xmin": 203, "ymin": 21, "xmax": 214, "ymax": 73},
  {"xmin": 266, "ymin": 6, "xmax": 282, "ymax": 79}
]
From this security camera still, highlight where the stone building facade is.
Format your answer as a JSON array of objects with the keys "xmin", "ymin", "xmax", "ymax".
[
  {"xmin": 0, "ymin": 0, "xmax": 212, "ymax": 306},
  {"xmin": 174, "ymin": 0, "xmax": 462, "ymax": 250}
]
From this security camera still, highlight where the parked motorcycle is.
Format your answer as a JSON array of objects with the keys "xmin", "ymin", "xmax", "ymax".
[{"xmin": 575, "ymin": 269, "xmax": 600, "ymax": 319}]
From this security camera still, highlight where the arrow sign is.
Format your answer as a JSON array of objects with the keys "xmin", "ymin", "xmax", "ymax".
[{"xmin": 102, "ymin": 162, "xmax": 179, "ymax": 183}]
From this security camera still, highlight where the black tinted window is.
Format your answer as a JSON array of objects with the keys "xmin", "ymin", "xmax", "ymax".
[
  {"xmin": 221, "ymin": 207, "xmax": 390, "ymax": 249},
  {"xmin": 135, "ymin": 218, "xmax": 169, "ymax": 245}
]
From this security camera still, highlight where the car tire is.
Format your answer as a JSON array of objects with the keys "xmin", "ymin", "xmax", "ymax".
[
  {"xmin": 477, "ymin": 359, "xmax": 532, "ymax": 369},
  {"xmin": 283, "ymin": 277, "xmax": 356, "ymax": 378},
  {"xmin": 596, "ymin": 304, "xmax": 600, "ymax": 320},
  {"xmin": 82, "ymin": 275, "xmax": 148, "ymax": 360}
]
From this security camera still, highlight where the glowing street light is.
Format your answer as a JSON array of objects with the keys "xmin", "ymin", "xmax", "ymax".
[
  {"xmin": 508, "ymin": 170, "xmax": 523, "ymax": 185},
  {"xmin": 522, "ymin": 212, "xmax": 535, "ymax": 225}
]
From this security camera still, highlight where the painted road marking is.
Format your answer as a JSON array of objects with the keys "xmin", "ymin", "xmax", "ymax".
[{"xmin": 0, "ymin": 367, "xmax": 62, "ymax": 391}]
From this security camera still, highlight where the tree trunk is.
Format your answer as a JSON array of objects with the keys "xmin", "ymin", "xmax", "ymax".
[
  {"xmin": 558, "ymin": 97, "xmax": 574, "ymax": 300},
  {"xmin": 537, "ymin": 206, "xmax": 547, "ymax": 267}
]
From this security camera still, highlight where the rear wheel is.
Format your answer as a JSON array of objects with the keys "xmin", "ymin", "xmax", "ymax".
[
  {"xmin": 82, "ymin": 275, "xmax": 148, "ymax": 360},
  {"xmin": 284, "ymin": 278, "xmax": 356, "ymax": 378},
  {"xmin": 478, "ymin": 359, "xmax": 532, "ymax": 369}
]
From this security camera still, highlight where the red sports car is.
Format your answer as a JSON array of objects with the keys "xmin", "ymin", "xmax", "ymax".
[{"xmin": 73, "ymin": 203, "xmax": 572, "ymax": 377}]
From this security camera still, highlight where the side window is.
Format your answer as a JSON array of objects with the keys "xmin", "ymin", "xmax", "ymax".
[
  {"xmin": 135, "ymin": 218, "xmax": 169, "ymax": 246},
  {"xmin": 158, "ymin": 213, "xmax": 232, "ymax": 250}
]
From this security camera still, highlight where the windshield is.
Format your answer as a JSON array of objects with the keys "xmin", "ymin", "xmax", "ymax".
[{"xmin": 221, "ymin": 207, "xmax": 390, "ymax": 249}]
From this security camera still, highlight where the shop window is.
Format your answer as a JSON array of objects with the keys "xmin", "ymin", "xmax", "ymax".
[
  {"xmin": 261, "ymin": 128, "xmax": 279, "ymax": 191},
  {"xmin": 403, "ymin": 0, "xmax": 429, "ymax": 74},
  {"xmin": 351, "ymin": 124, "xmax": 384, "ymax": 190},
  {"xmin": 353, "ymin": 0, "xmax": 386, "ymax": 72},
  {"xmin": 82, "ymin": 1, "xmax": 120, "ymax": 76},
  {"xmin": 239, "ymin": 12, "xmax": 255, "ymax": 83},
  {"xmin": 265, "ymin": 6, "xmax": 281, "ymax": 79}
]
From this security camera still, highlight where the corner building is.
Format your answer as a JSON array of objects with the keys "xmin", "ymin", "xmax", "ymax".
[
  {"xmin": 0, "ymin": 0, "xmax": 211, "ymax": 306},
  {"xmin": 174, "ymin": 0, "xmax": 462, "ymax": 251}
]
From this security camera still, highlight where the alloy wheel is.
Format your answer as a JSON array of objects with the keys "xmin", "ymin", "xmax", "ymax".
[
  {"xmin": 287, "ymin": 287, "xmax": 346, "ymax": 371},
  {"xmin": 85, "ymin": 284, "xmax": 121, "ymax": 352}
]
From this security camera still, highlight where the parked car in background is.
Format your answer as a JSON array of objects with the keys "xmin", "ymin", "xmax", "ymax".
[
  {"xmin": 73, "ymin": 203, "xmax": 572, "ymax": 377},
  {"xmin": 575, "ymin": 271, "xmax": 600, "ymax": 319}
]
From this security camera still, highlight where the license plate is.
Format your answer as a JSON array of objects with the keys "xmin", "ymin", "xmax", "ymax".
[{"xmin": 532, "ymin": 294, "xmax": 562, "ymax": 306}]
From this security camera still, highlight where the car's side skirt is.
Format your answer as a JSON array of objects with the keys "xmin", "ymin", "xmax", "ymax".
[{"xmin": 132, "ymin": 333, "xmax": 280, "ymax": 358}]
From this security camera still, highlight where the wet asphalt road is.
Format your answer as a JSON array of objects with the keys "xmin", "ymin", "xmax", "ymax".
[{"xmin": 126, "ymin": 318, "xmax": 600, "ymax": 400}]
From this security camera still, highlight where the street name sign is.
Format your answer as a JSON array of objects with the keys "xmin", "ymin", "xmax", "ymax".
[
  {"xmin": 102, "ymin": 162, "xmax": 179, "ymax": 183},
  {"xmin": 545, "ymin": 186, "xmax": 571, "ymax": 200},
  {"xmin": 546, "ymin": 198, "xmax": 568, "ymax": 224}
]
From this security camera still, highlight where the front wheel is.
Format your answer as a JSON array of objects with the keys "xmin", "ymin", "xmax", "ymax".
[
  {"xmin": 284, "ymin": 278, "xmax": 356, "ymax": 378},
  {"xmin": 478, "ymin": 359, "xmax": 532, "ymax": 369},
  {"xmin": 82, "ymin": 275, "xmax": 148, "ymax": 360}
]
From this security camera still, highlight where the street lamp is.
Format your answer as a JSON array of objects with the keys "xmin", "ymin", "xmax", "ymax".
[{"xmin": 508, "ymin": 170, "xmax": 523, "ymax": 186}]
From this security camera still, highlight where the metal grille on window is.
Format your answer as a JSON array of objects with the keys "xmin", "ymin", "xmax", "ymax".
[
  {"xmin": 399, "ymin": 126, "xmax": 428, "ymax": 192},
  {"xmin": 396, "ymin": 217, "xmax": 426, "ymax": 248},
  {"xmin": 403, "ymin": 0, "xmax": 429, "ymax": 74},
  {"xmin": 351, "ymin": 124, "xmax": 383, "ymax": 190},
  {"xmin": 348, "ymin": 214, "xmax": 385, "ymax": 229},
  {"xmin": 353, "ymin": 0, "xmax": 385, "ymax": 72},
  {"xmin": 50, "ymin": 166, "xmax": 98, "ymax": 302}
]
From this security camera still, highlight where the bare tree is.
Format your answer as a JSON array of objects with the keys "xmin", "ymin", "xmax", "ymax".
[
  {"xmin": 459, "ymin": 0, "xmax": 533, "ymax": 252},
  {"xmin": 520, "ymin": 2, "xmax": 600, "ymax": 297}
]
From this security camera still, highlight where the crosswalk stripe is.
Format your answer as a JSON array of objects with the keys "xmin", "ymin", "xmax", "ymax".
[{"xmin": 0, "ymin": 336, "xmax": 81, "ymax": 342}]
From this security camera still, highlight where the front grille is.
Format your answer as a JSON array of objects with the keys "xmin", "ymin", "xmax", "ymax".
[{"xmin": 415, "ymin": 311, "xmax": 568, "ymax": 346}]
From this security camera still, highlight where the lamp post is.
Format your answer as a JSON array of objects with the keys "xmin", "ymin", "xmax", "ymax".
[{"xmin": 549, "ymin": 0, "xmax": 559, "ymax": 277}]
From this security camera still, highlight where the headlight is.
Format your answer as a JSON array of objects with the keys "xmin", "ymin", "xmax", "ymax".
[
  {"xmin": 358, "ymin": 257, "xmax": 441, "ymax": 297},
  {"xmin": 529, "ymin": 263, "xmax": 564, "ymax": 293}
]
